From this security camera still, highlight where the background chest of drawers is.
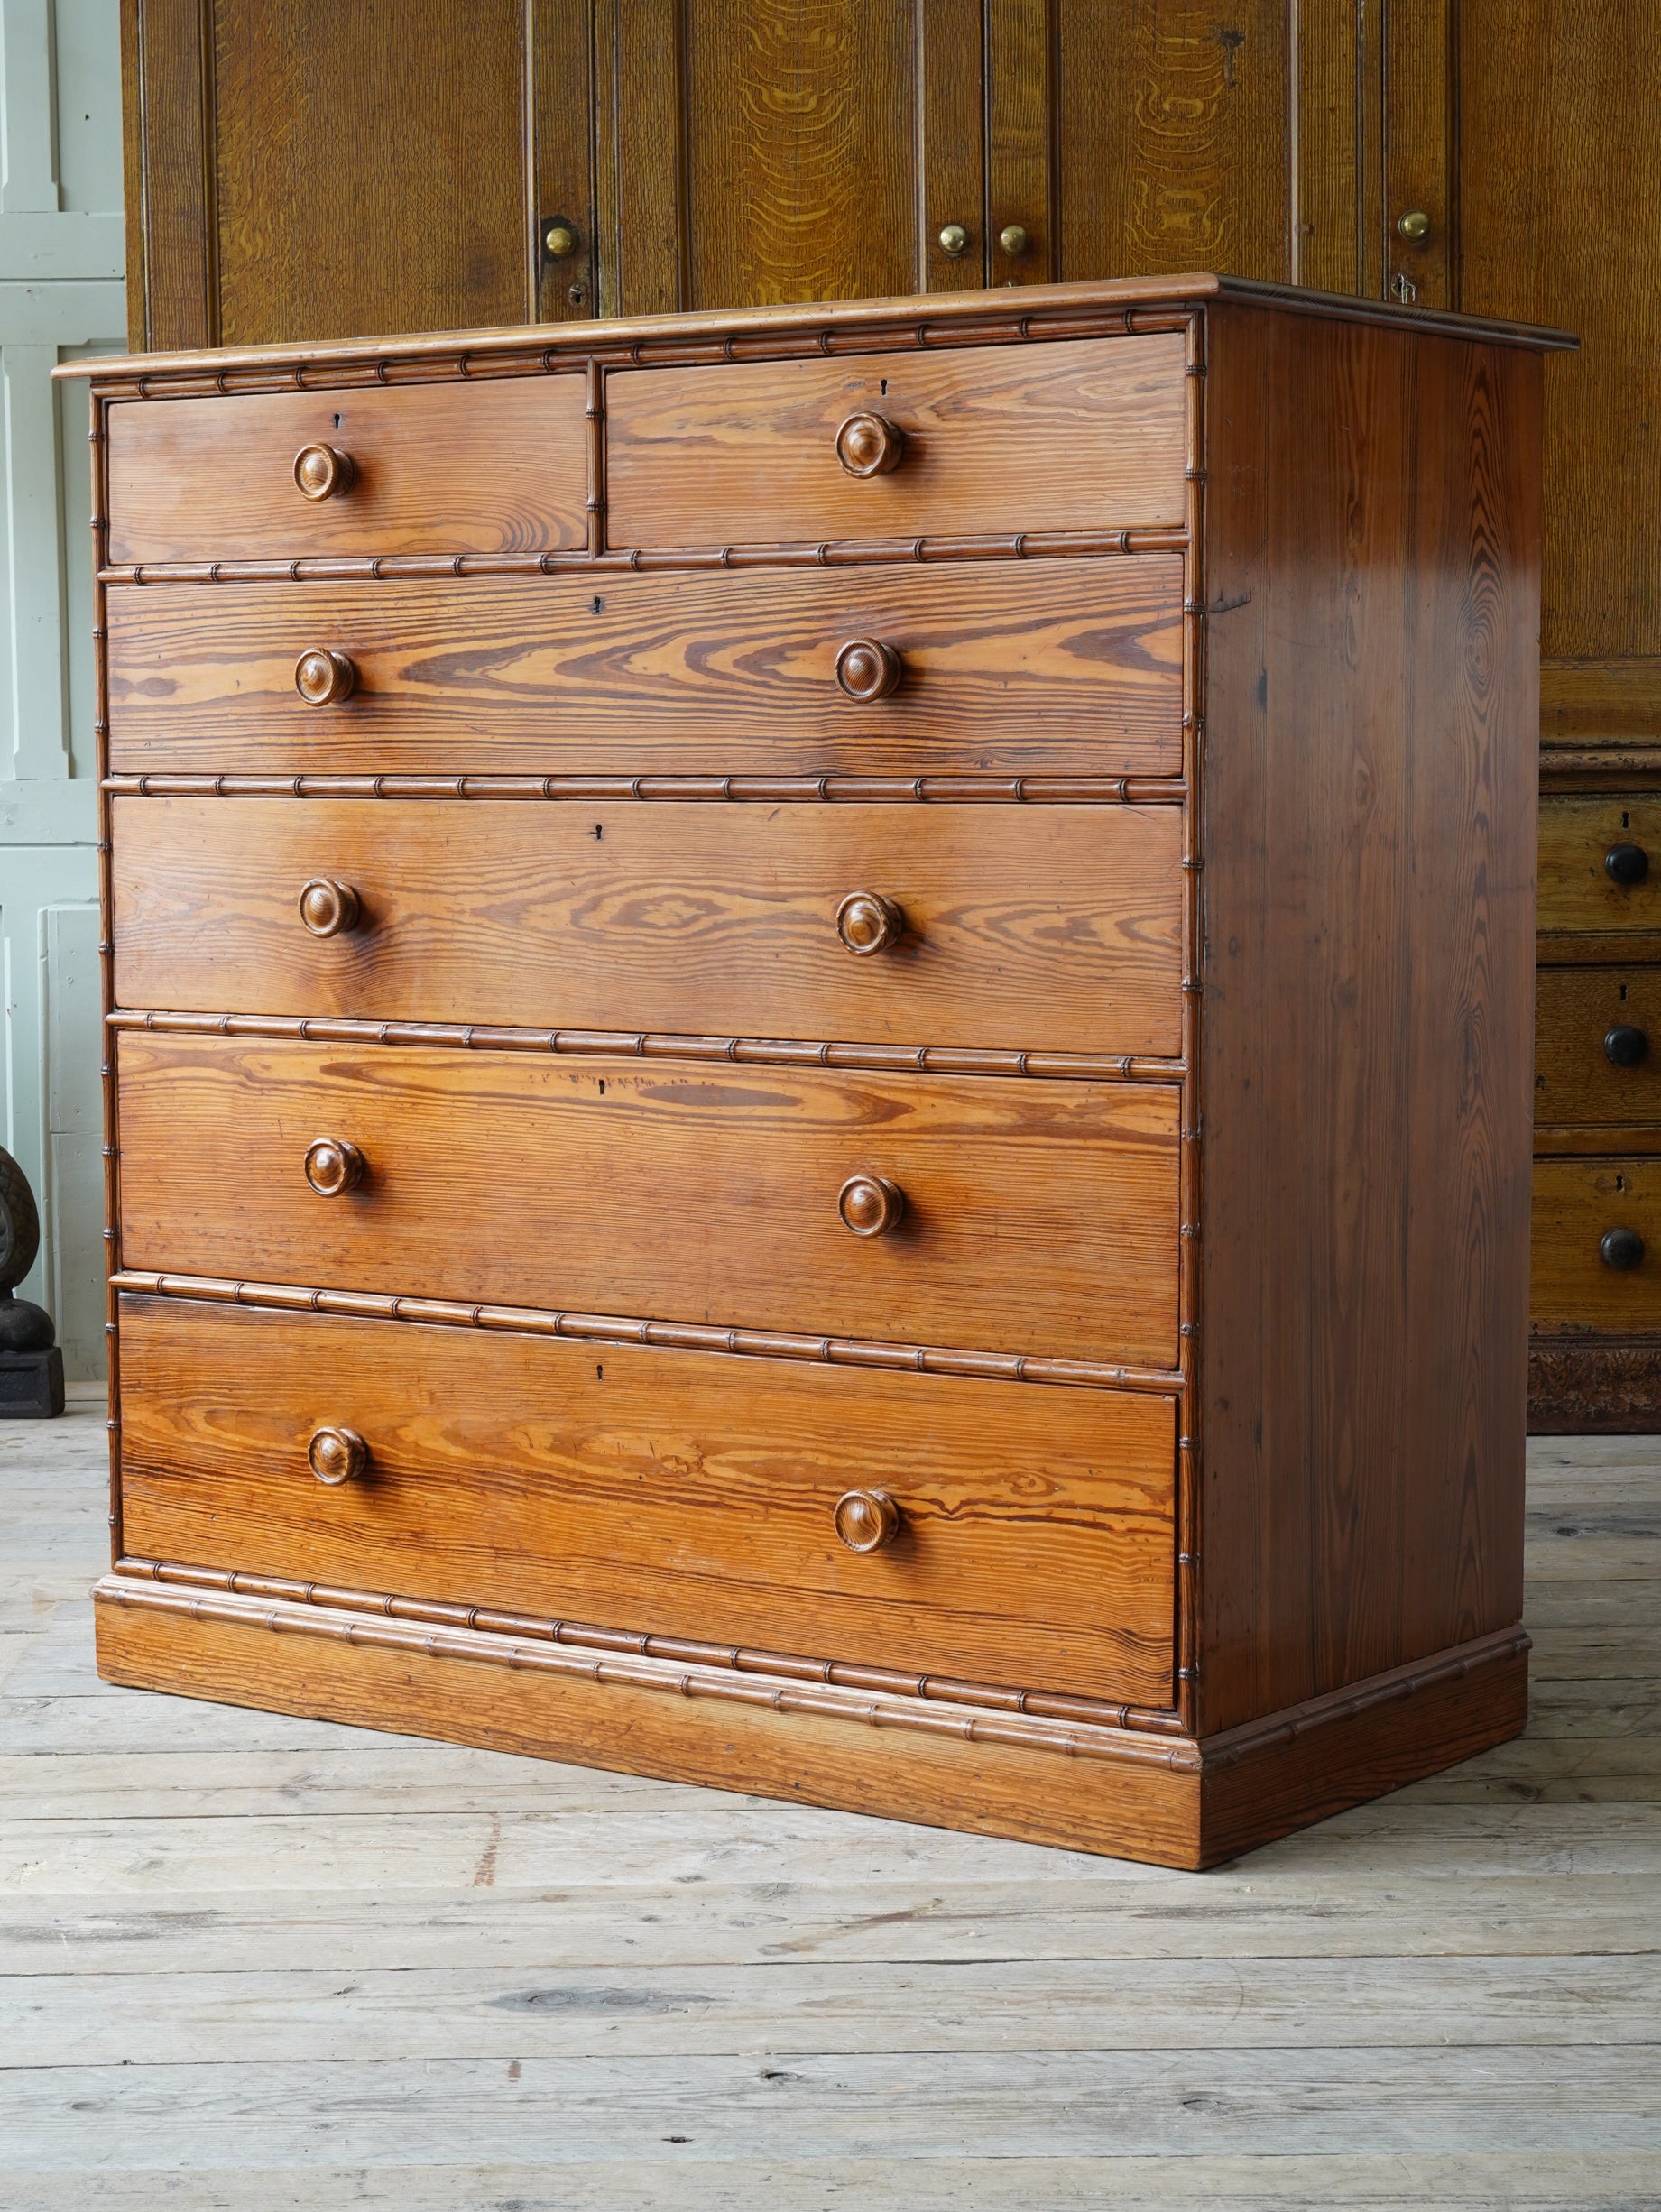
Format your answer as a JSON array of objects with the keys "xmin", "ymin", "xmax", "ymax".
[{"xmin": 61, "ymin": 276, "xmax": 1564, "ymax": 1869}]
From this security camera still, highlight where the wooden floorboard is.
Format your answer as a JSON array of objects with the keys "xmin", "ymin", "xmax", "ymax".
[{"xmin": 2, "ymin": 1404, "xmax": 1658, "ymax": 2205}]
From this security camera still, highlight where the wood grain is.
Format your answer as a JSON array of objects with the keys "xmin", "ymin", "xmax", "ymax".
[
  {"xmin": 103, "ymin": 558, "xmax": 1186, "ymax": 778},
  {"xmin": 1534, "ymin": 965, "xmax": 1661, "ymax": 1132},
  {"xmin": 113, "ymin": 1295, "xmax": 1179, "ymax": 1709},
  {"xmin": 1537, "ymin": 795, "xmax": 1661, "ymax": 937},
  {"xmin": 115, "ymin": 1033, "xmax": 1182, "ymax": 1366},
  {"xmin": 106, "ymin": 379, "xmax": 588, "ymax": 564},
  {"xmin": 110, "ymin": 797, "xmax": 1183, "ymax": 1056},
  {"xmin": 604, "ymin": 336, "xmax": 1187, "ymax": 545},
  {"xmin": 1531, "ymin": 1157, "xmax": 1661, "ymax": 1334}
]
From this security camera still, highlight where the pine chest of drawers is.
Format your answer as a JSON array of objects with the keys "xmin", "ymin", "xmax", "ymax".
[{"xmin": 60, "ymin": 277, "xmax": 1567, "ymax": 1868}]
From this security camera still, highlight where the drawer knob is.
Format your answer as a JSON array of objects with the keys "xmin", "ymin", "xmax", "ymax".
[
  {"xmin": 835, "ymin": 638, "xmax": 902, "ymax": 703},
  {"xmin": 839, "ymin": 1173, "xmax": 905, "ymax": 1237},
  {"xmin": 295, "ymin": 649, "xmax": 357, "ymax": 706},
  {"xmin": 304, "ymin": 1137, "xmax": 364, "ymax": 1197},
  {"xmin": 834, "ymin": 1487, "xmax": 901, "ymax": 1553},
  {"xmin": 309, "ymin": 1425, "xmax": 368, "ymax": 1486},
  {"xmin": 1604, "ymin": 1023, "xmax": 1650, "ymax": 1068},
  {"xmin": 298, "ymin": 878, "xmax": 362, "ymax": 937},
  {"xmin": 999, "ymin": 223, "xmax": 1030, "ymax": 257},
  {"xmin": 1600, "ymin": 1226, "xmax": 1646, "ymax": 1271},
  {"xmin": 937, "ymin": 222, "xmax": 970, "ymax": 257},
  {"xmin": 293, "ymin": 443, "xmax": 356, "ymax": 501},
  {"xmin": 1605, "ymin": 843, "xmax": 1649, "ymax": 886},
  {"xmin": 835, "ymin": 889, "xmax": 904, "ymax": 956},
  {"xmin": 835, "ymin": 411, "xmax": 905, "ymax": 477}
]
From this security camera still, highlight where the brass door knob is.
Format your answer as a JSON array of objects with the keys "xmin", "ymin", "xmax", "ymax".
[
  {"xmin": 998, "ymin": 223, "xmax": 1029, "ymax": 256},
  {"xmin": 1397, "ymin": 209, "xmax": 1432, "ymax": 244},
  {"xmin": 1606, "ymin": 843, "xmax": 1650, "ymax": 887},
  {"xmin": 835, "ymin": 890, "xmax": 904, "ymax": 956},
  {"xmin": 835, "ymin": 638, "xmax": 902, "ymax": 703},
  {"xmin": 543, "ymin": 220, "xmax": 577, "ymax": 259},
  {"xmin": 834, "ymin": 1488, "xmax": 901, "ymax": 1553},
  {"xmin": 304, "ymin": 1137, "xmax": 364, "ymax": 1197},
  {"xmin": 1601, "ymin": 1226, "xmax": 1646, "ymax": 1271},
  {"xmin": 309, "ymin": 1425, "xmax": 368, "ymax": 1486},
  {"xmin": 835, "ymin": 411, "xmax": 905, "ymax": 477},
  {"xmin": 839, "ymin": 1174, "xmax": 905, "ymax": 1237},
  {"xmin": 937, "ymin": 222, "xmax": 970, "ymax": 257},
  {"xmin": 1605, "ymin": 1024, "xmax": 1650, "ymax": 1068},
  {"xmin": 293, "ymin": 443, "xmax": 355, "ymax": 500},
  {"xmin": 295, "ymin": 649, "xmax": 356, "ymax": 706},
  {"xmin": 298, "ymin": 878, "xmax": 362, "ymax": 937}
]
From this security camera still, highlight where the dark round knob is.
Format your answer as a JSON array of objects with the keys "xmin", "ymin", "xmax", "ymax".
[
  {"xmin": 1605, "ymin": 843, "xmax": 1649, "ymax": 887},
  {"xmin": 293, "ymin": 443, "xmax": 356, "ymax": 500},
  {"xmin": 1600, "ymin": 1226, "xmax": 1646, "ymax": 1271},
  {"xmin": 1604, "ymin": 1024, "xmax": 1650, "ymax": 1068},
  {"xmin": 835, "ymin": 638, "xmax": 901, "ymax": 703},
  {"xmin": 835, "ymin": 890, "xmax": 904, "ymax": 956},
  {"xmin": 295, "ymin": 648, "xmax": 356, "ymax": 706},
  {"xmin": 838, "ymin": 1174, "xmax": 905, "ymax": 1237},
  {"xmin": 833, "ymin": 1488, "xmax": 901, "ymax": 1553},
  {"xmin": 298, "ymin": 878, "xmax": 362, "ymax": 937},
  {"xmin": 835, "ymin": 411, "xmax": 905, "ymax": 477},
  {"xmin": 309, "ymin": 1425, "xmax": 367, "ymax": 1486},
  {"xmin": 304, "ymin": 1137, "xmax": 364, "ymax": 1197}
]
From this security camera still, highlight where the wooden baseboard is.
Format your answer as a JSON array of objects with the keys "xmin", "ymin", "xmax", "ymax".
[
  {"xmin": 1528, "ymin": 1337, "xmax": 1661, "ymax": 1432},
  {"xmin": 93, "ymin": 1575, "xmax": 1530, "ymax": 1869}
]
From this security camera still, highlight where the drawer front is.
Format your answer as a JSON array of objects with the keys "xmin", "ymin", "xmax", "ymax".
[
  {"xmin": 112, "ymin": 797, "xmax": 1184, "ymax": 1058},
  {"xmin": 1535, "ymin": 965, "xmax": 1661, "ymax": 1128},
  {"xmin": 106, "ymin": 378, "xmax": 588, "ymax": 564},
  {"xmin": 105, "ymin": 559, "xmax": 1185, "ymax": 779},
  {"xmin": 116, "ymin": 1035, "xmax": 1181, "ymax": 1368},
  {"xmin": 1538, "ymin": 796, "xmax": 1661, "ymax": 936},
  {"xmin": 1532, "ymin": 1157, "xmax": 1661, "ymax": 1332},
  {"xmin": 605, "ymin": 335, "xmax": 1187, "ymax": 546},
  {"xmin": 116, "ymin": 1296, "xmax": 1178, "ymax": 1708}
]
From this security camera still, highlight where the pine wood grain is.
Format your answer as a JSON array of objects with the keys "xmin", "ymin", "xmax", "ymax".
[{"xmin": 1531, "ymin": 1158, "xmax": 1661, "ymax": 1333}]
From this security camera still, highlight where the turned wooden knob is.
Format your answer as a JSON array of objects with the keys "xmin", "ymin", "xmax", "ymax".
[
  {"xmin": 835, "ymin": 639, "xmax": 901, "ymax": 703},
  {"xmin": 1605, "ymin": 1024, "xmax": 1649, "ymax": 1068},
  {"xmin": 298, "ymin": 878, "xmax": 361, "ymax": 937},
  {"xmin": 309, "ymin": 1425, "xmax": 367, "ymax": 1485},
  {"xmin": 834, "ymin": 1488, "xmax": 901, "ymax": 1553},
  {"xmin": 839, "ymin": 1174, "xmax": 905, "ymax": 1237},
  {"xmin": 835, "ymin": 411, "xmax": 905, "ymax": 477},
  {"xmin": 304, "ymin": 1137, "xmax": 364, "ymax": 1197},
  {"xmin": 293, "ymin": 443, "xmax": 356, "ymax": 500},
  {"xmin": 835, "ymin": 890, "xmax": 904, "ymax": 956},
  {"xmin": 1601, "ymin": 1226, "xmax": 1646, "ymax": 1271},
  {"xmin": 295, "ymin": 648, "xmax": 356, "ymax": 706},
  {"xmin": 1605, "ymin": 843, "xmax": 1650, "ymax": 887}
]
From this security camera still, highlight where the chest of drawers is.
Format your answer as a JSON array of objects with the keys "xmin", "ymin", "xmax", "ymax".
[{"xmin": 61, "ymin": 277, "xmax": 1564, "ymax": 1867}]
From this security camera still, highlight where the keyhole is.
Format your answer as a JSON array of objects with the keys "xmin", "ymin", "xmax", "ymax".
[
  {"xmin": 595, "ymin": 1363, "xmax": 604, "ymax": 1381},
  {"xmin": 592, "ymin": 823, "xmax": 604, "ymax": 840},
  {"xmin": 1621, "ymin": 983, "xmax": 1629, "ymax": 1001},
  {"xmin": 880, "ymin": 378, "xmax": 888, "ymax": 394},
  {"xmin": 333, "ymin": 412, "xmax": 343, "ymax": 429},
  {"xmin": 1617, "ymin": 1175, "xmax": 1628, "ymax": 1192},
  {"xmin": 592, "ymin": 595, "xmax": 603, "ymax": 614},
  {"xmin": 597, "ymin": 1079, "xmax": 605, "ymax": 1094},
  {"xmin": 1623, "ymin": 811, "xmax": 1632, "ymax": 829}
]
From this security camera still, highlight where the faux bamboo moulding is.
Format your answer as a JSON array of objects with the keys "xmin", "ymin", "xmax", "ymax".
[{"xmin": 59, "ymin": 276, "xmax": 1571, "ymax": 1867}]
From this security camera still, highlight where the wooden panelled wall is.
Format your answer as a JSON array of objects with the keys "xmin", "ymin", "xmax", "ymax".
[{"xmin": 118, "ymin": 0, "xmax": 1661, "ymax": 1427}]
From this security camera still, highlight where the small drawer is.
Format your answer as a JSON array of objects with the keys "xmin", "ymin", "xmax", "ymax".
[
  {"xmin": 1532, "ymin": 1157, "xmax": 1661, "ymax": 1332},
  {"xmin": 116, "ymin": 1033, "xmax": 1182, "ymax": 1368},
  {"xmin": 104, "ymin": 558, "xmax": 1185, "ymax": 779},
  {"xmin": 1535, "ymin": 966, "xmax": 1661, "ymax": 1128},
  {"xmin": 106, "ymin": 377, "xmax": 588, "ymax": 565},
  {"xmin": 605, "ymin": 334, "xmax": 1188, "ymax": 548},
  {"xmin": 115, "ymin": 1295, "xmax": 1178, "ymax": 1708},
  {"xmin": 112, "ymin": 796, "xmax": 1185, "ymax": 1059},
  {"xmin": 1538, "ymin": 796, "xmax": 1661, "ymax": 937}
]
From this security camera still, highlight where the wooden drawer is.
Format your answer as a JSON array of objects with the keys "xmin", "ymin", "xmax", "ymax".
[
  {"xmin": 112, "ymin": 797, "xmax": 1184, "ymax": 1058},
  {"xmin": 1532, "ymin": 1157, "xmax": 1661, "ymax": 1332},
  {"xmin": 116, "ymin": 1034, "xmax": 1181, "ymax": 1367},
  {"xmin": 104, "ymin": 558, "xmax": 1184, "ymax": 779},
  {"xmin": 605, "ymin": 335, "xmax": 1187, "ymax": 547},
  {"xmin": 1535, "ymin": 965, "xmax": 1661, "ymax": 1128},
  {"xmin": 106, "ymin": 378, "xmax": 588, "ymax": 565},
  {"xmin": 116, "ymin": 1296, "xmax": 1178, "ymax": 1708},
  {"xmin": 1538, "ymin": 796, "xmax": 1661, "ymax": 936}
]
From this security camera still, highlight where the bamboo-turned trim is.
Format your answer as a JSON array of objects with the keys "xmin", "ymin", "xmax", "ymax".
[
  {"xmin": 107, "ymin": 1270, "xmax": 1186, "ymax": 1396},
  {"xmin": 106, "ymin": 1009, "xmax": 1186, "ymax": 1086},
  {"xmin": 92, "ymin": 392, "xmax": 120, "ymax": 1566},
  {"xmin": 1177, "ymin": 309, "xmax": 1206, "ymax": 1735},
  {"xmin": 585, "ymin": 357, "xmax": 605, "ymax": 556},
  {"xmin": 114, "ymin": 1557, "xmax": 1186, "ymax": 1737},
  {"xmin": 103, "ymin": 771, "xmax": 1186, "ymax": 806},
  {"xmin": 97, "ymin": 527, "xmax": 1188, "ymax": 585}
]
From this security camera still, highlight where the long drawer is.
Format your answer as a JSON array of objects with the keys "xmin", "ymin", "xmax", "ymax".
[
  {"xmin": 103, "ymin": 559, "xmax": 1185, "ymax": 778},
  {"xmin": 604, "ymin": 334, "xmax": 1188, "ymax": 546},
  {"xmin": 115, "ymin": 1034, "xmax": 1181, "ymax": 1367},
  {"xmin": 116, "ymin": 1295, "xmax": 1179, "ymax": 1707},
  {"xmin": 1532, "ymin": 1157, "xmax": 1661, "ymax": 1332},
  {"xmin": 1538, "ymin": 796, "xmax": 1661, "ymax": 938},
  {"xmin": 112, "ymin": 797, "xmax": 1184, "ymax": 1057},
  {"xmin": 1534, "ymin": 965, "xmax": 1661, "ymax": 1129},
  {"xmin": 107, "ymin": 377, "xmax": 589, "ymax": 565}
]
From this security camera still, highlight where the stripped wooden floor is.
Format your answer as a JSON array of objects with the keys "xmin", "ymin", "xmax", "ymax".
[{"xmin": 2, "ymin": 1400, "xmax": 1657, "ymax": 2209}]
